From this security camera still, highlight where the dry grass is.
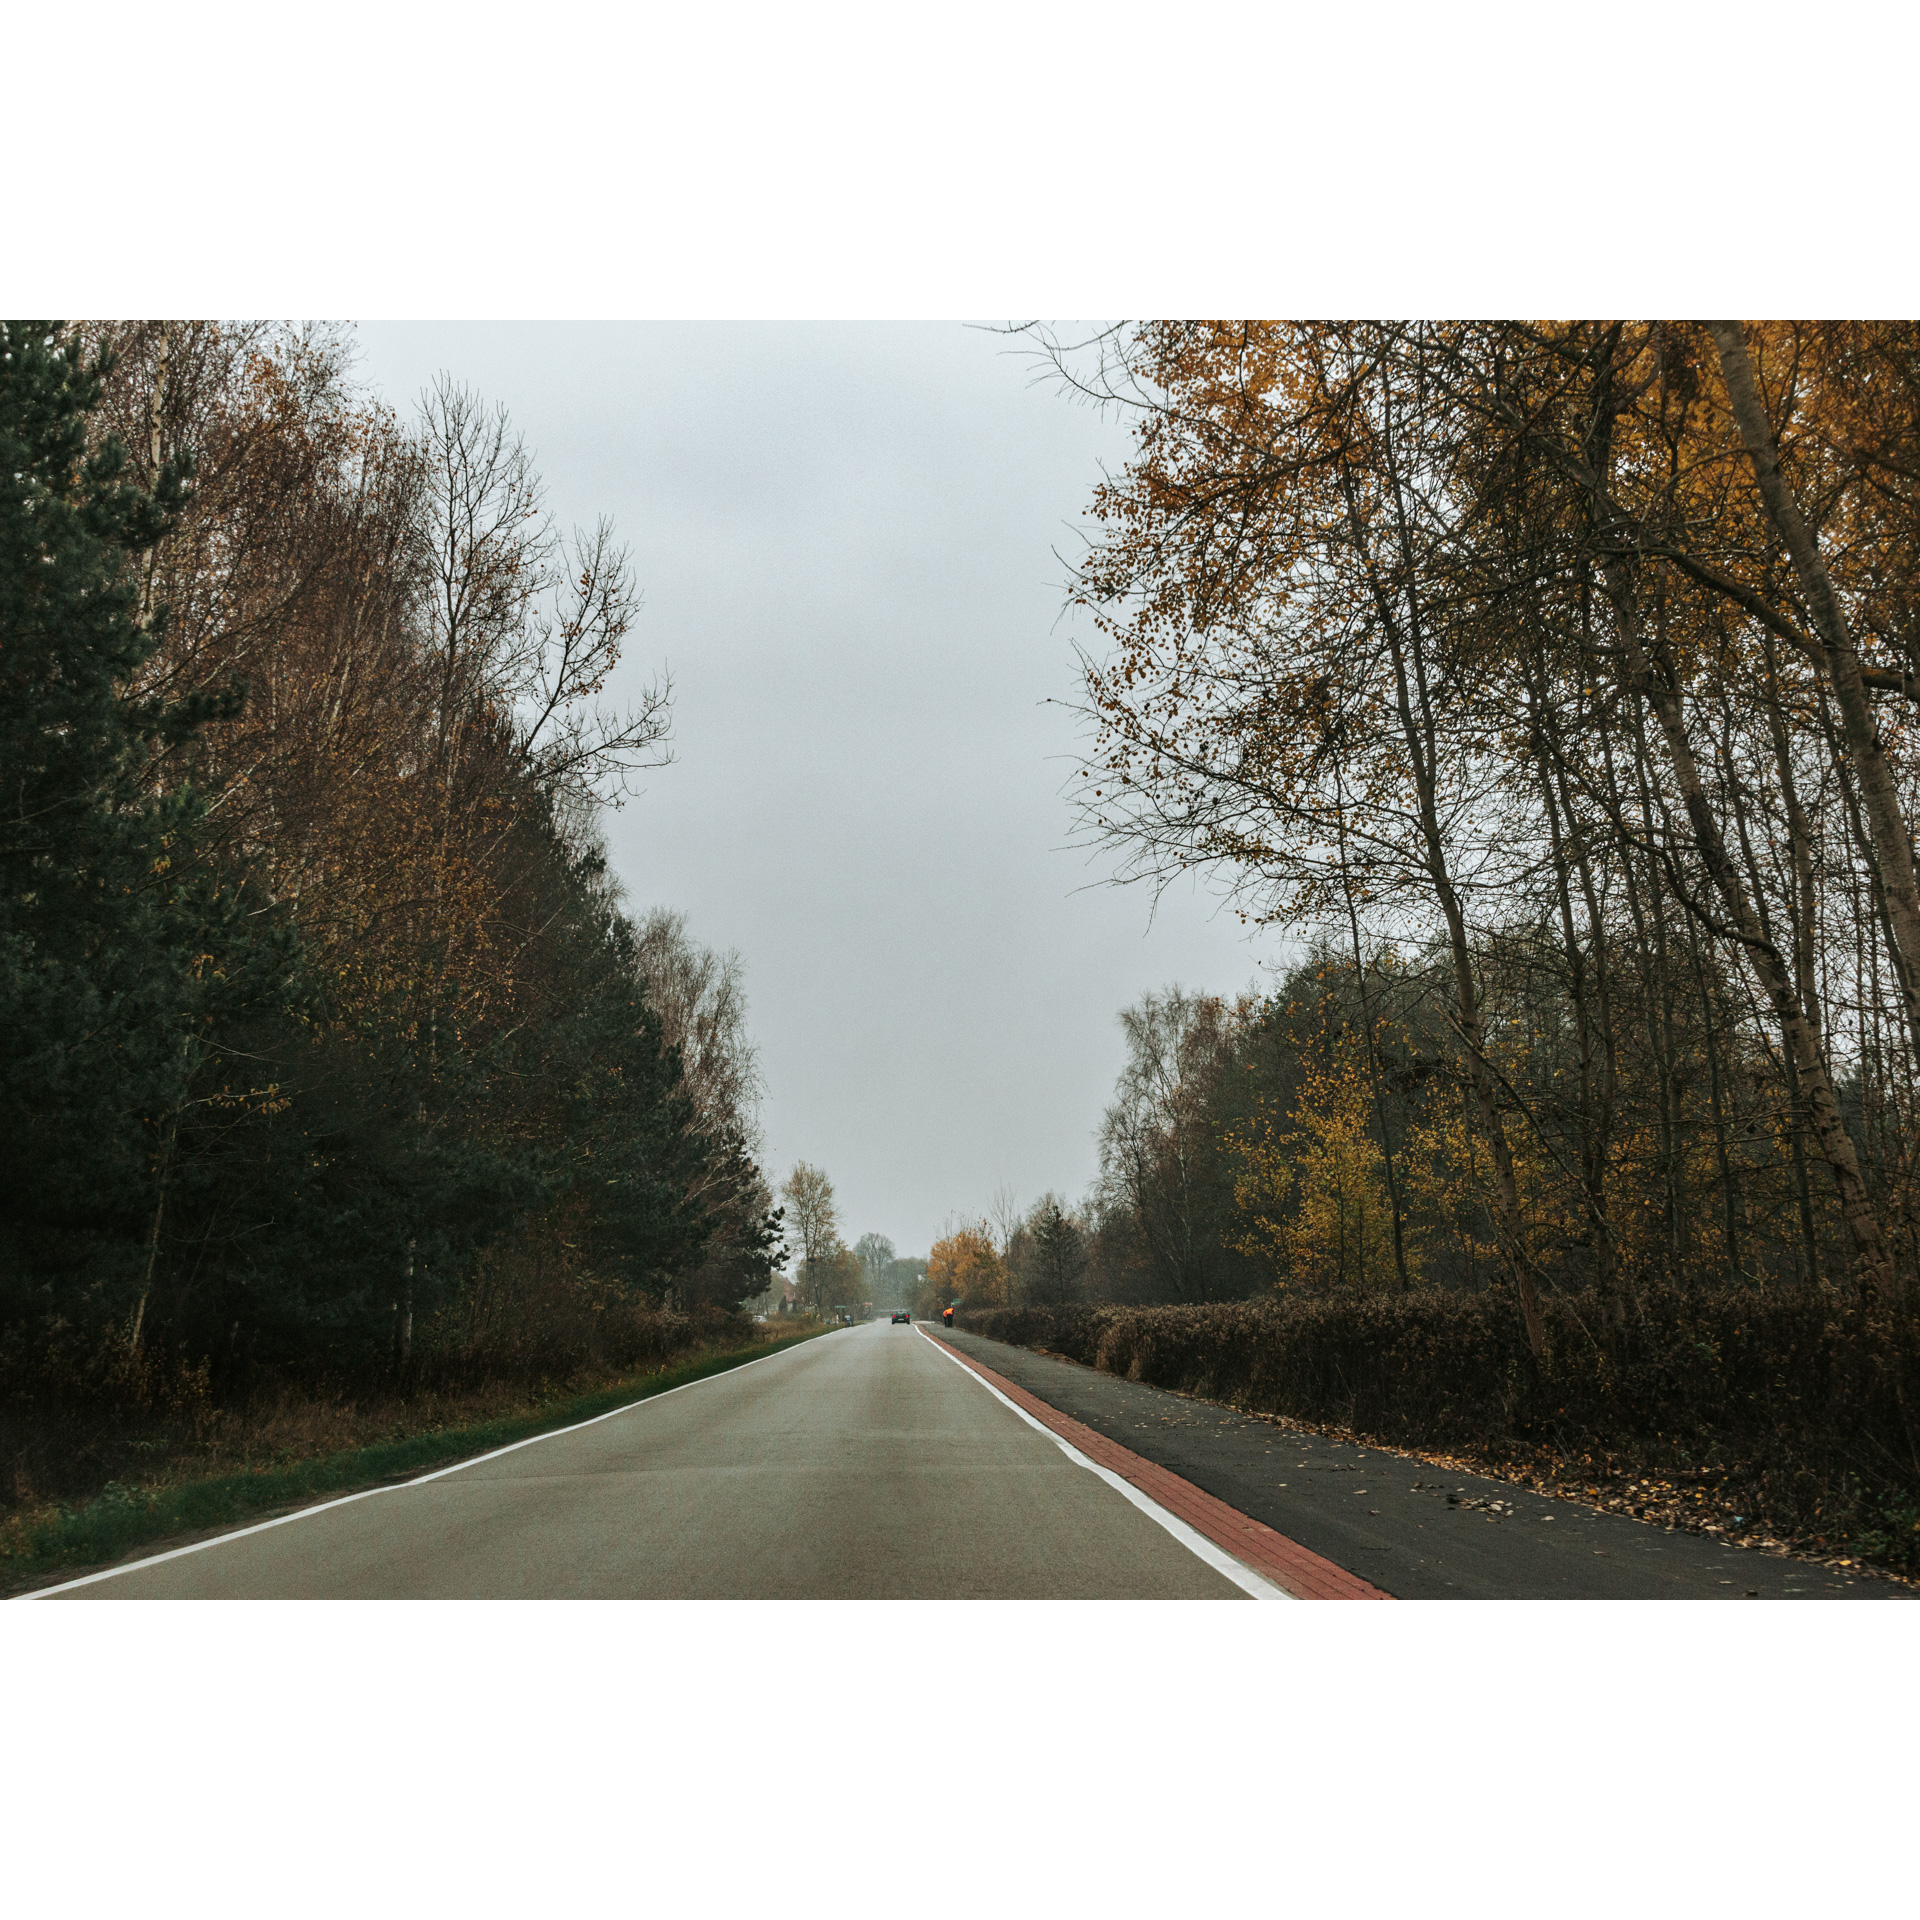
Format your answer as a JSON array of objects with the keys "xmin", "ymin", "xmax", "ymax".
[
  {"xmin": 1, "ymin": 1320, "xmax": 826, "ymax": 1588},
  {"xmin": 0, "ymin": 1313, "xmax": 817, "ymax": 1520}
]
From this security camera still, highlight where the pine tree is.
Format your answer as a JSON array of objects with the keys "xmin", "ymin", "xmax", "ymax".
[{"xmin": 0, "ymin": 322, "xmax": 201, "ymax": 1308}]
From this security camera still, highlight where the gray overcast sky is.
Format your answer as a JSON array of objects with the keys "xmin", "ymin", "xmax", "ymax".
[{"xmin": 353, "ymin": 322, "xmax": 1276, "ymax": 1258}]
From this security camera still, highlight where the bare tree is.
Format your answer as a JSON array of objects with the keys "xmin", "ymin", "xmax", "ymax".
[
  {"xmin": 988, "ymin": 1184, "xmax": 1022, "ymax": 1262},
  {"xmin": 1096, "ymin": 987, "xmax": 1245, "ymax": 1302},
  {"xmin": 512, "ymin": 517, "xmax": 673, "ymax": 805},
  {"xmin": 631, "ymin": 907, "xmax": 764, "ymax": 1148},
  {"xmin": 781, "ymin": 1163, "xmax": 839, "ymax": 1311},
  {"xmin": 416, "ymin": 377, "xmax": 672, "ymax": 809},
  {"xmin": 854, "ymin": 1231, "xmax": 896, "ymax": 1303}
]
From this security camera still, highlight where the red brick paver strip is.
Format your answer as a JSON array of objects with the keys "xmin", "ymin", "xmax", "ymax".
[{"xmin": 923, "ymin": 1329, "xmax": 1390, "ymax": 1599}]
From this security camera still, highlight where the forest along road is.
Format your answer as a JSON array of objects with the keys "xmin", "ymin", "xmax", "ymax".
[{"xmin": 30, "ymin": 1323, "xmax": 1266, "ymax": 1600}]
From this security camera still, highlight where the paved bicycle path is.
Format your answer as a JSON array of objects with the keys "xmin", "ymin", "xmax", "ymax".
[{"xmin": 936, "ymin": 1326, "xmax": 1911, "ymax": 1599}]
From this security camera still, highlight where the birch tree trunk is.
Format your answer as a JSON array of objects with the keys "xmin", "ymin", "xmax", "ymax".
[
  {"xmin": 1707, "ymin": 321, "xmax": 1920, "ymax": 1063},
  {"xmin": 1343, "ymin": 357, "xmax": 1547, "ymax": 1354},
  {"xmin": 1598, "ymin": 552, "xmax": 1894, "ymax": 1295}
]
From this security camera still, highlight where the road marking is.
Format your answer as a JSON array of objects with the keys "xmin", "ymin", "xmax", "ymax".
[
  {"xmin": 16, "ymin": 1336, "xmax": 828, "ymax": 1599},
  {"xmin": 917, "ymin": 1328, "xmax": 1287, "ymax": 1601}
]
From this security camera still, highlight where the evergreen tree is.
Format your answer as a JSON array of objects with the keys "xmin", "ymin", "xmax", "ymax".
[
  {"xmin": 0, "ymin": 322, "xmax": 206, "ymax": 1314},
  {"xmin": 3, "ymin": 321, "xmax": 766, "ymax": 1418}
]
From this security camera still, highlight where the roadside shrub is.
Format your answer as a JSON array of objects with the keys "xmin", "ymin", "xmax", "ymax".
[{"xmin": 958, "ymin": 1286, "xmax": 1920, "ymax": 1569}]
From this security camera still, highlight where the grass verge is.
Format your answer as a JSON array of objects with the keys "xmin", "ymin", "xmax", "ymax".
[{"xmin": 4, "ymin": 1326, "xmax": 831, "ymax": 1596}]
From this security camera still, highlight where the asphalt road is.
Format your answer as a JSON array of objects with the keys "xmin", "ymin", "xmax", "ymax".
[
  {"xmin": 936, "ymin": 1326, "xmax": 1915, "ymax": 1600},
  {"xmin": 40, "ymin": 1324, "xmax": 1254, "ymax": 1600}
]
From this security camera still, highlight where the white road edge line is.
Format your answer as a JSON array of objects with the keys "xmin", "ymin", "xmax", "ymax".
[
  {"xmin": 15, "ymin": 1333, "xmax": 831, "ymax": 1599},
  {"xmin": 918, "ymin": 1329, "xmax": 1288, "ymax": 1601}
]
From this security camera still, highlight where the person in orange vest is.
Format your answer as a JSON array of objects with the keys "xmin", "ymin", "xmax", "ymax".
[{"xmin": 942, "ymin": 1303, "xmax": 954, "ymax": 1329}]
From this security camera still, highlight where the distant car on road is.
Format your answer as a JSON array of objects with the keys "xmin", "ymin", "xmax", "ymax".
[{"xmin": 891, "ymin": 1311, "xmax": 910, "ymax": 1324}]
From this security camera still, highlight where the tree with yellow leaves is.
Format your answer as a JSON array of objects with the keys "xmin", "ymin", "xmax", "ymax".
[
  {"xmin": 1228, "ymin": 1040, "xmax": 1403, "ymax": 1291},
  {"xmin": 1032, "ymin": 318, "xmax": 1920, "ymax": 1324},
  {"xmin": 925, "ymin": 1220, "xmax": 1009, "ymax": 1312}
]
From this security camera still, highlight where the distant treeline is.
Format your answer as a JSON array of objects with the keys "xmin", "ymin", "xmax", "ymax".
[
  {"xmin": 963, "ymin": 945, "xmax": 1878, "ymax": 1315},
  {"xmin": 767, "ymin": 1164, "xmax": 925, "ymax": 1318},
  {"xmin": 1, "ymin": 321, "xmax": 783, "ymax": 1466}
]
